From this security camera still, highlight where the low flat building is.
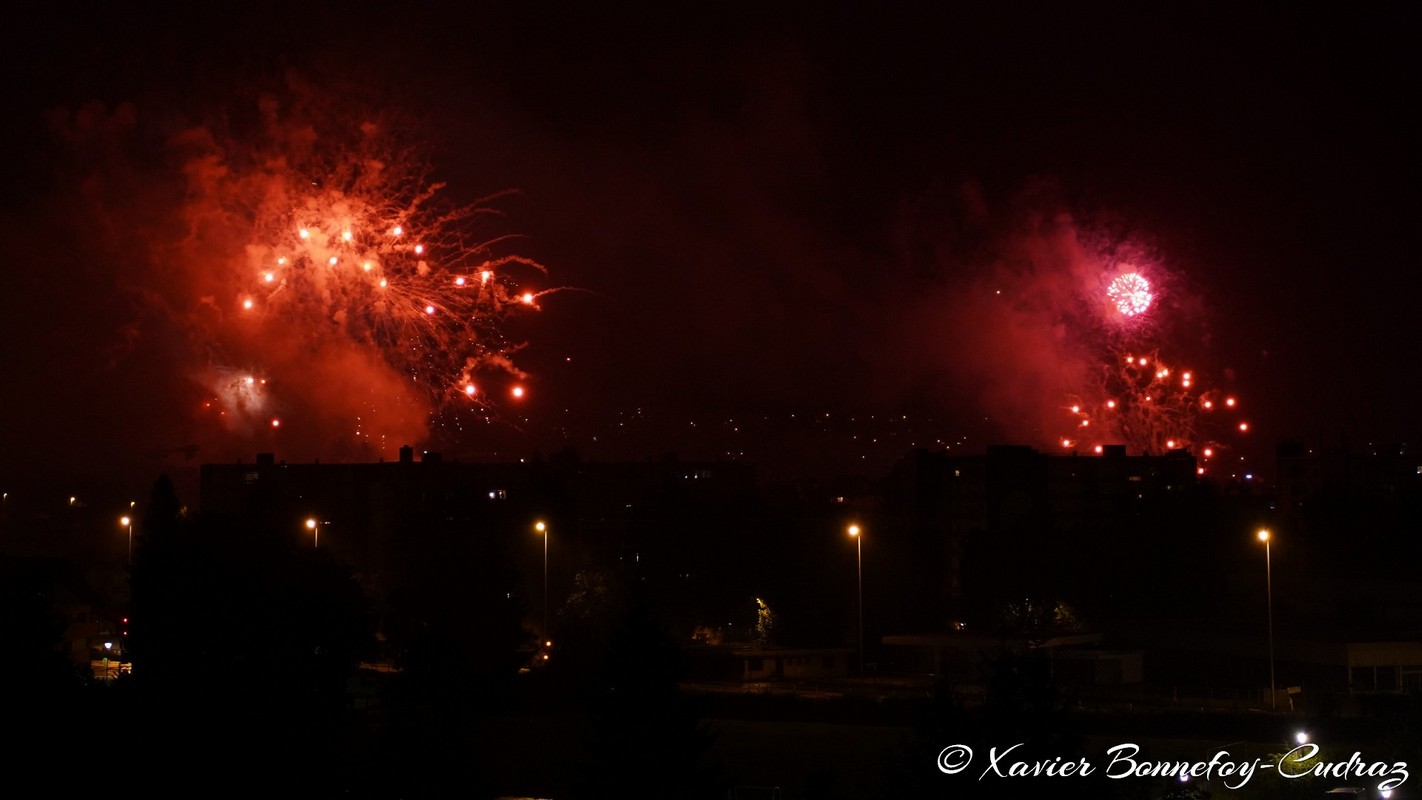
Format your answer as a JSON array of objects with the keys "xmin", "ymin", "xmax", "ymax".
[{"xmin": 735, "ymin": 647, "xmax": 853, "ymax": 681}]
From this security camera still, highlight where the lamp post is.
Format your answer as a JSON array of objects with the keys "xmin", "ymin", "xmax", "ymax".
[
  {"xmin": 848, "ymin": 523, "xmax": 864, "ymax": 678},
  {"xmin": 119, "ymin": 515, "xmax": 132, "ymax": 564},
  {"xmin": 1258, "ymin": 528, "xmax": 1275, "ymax": 710},
  {"xmin": 535, "ymin": 521, "xmax": 549, "ymax": 638},
  {"xmin": 306, "ymin": 517, "xmax": 320, "ymax": 548}
]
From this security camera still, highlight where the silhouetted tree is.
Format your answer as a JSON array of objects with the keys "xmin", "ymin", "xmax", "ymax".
[
  {"xmin": 0, "ymin": 561, "xmax": 89, "ymax": 779},
  {"xmin": 548, "ymin": 569, "xmax": 619, "ymax": 699},
  {"xmin": 978, "ymin": 647, "xmax": 1082, "ymax": 752},
  {"xmin": 127, "ymin": 475, "xmax": 208, "ymax": 693},
  {"xmin": 573, "ymin": 578, "xmax": 724, "ymax": 800},
  {"xmin": 126, "ymin": 476, "xmax": 378, "ymax": 790},
  {"xmin": 995, "ymin": 596, "xmax": 1088, "ymax": 646},
  {"xmin": 374, "ymin": 527, "xmax": 529, "ymax": 798}
]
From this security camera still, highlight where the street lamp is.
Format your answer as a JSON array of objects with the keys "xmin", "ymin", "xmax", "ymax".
[
  {"xmin": 119, "ymin": 515, "xmax": 132, "ymax": 564},
  {"xmin": 1258, "ymin": 528, "xmax": 1275, "ymax": 710},
  {"xmin": 848, "ymin": 523, "xmax": 864, "ymax": 678},
  {"xmin": 306, "ymin": 517, "xmax": 320, "ymax": 548},
  {"xmin": 535, "ymin": 521, "xmax": 549, "ymax": 638}
]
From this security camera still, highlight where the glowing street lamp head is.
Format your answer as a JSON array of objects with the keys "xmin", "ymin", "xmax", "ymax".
[
  {"xmin": 535, "ymin": 521, "xmax": 546, "ymax": 533},
  {"xmin": 306, "ymin": 518, "xmax": 317, "ymax": 530},
  {"xmin": 847, "ymin": 524, "xmax": 861, "ymax": 537},
  {"xmin": 120, "ymin": 516, "xmax": 131, "ymax": 527},
  {"xmin": 1257, "ymin": 528, "xmax": 1270, "ymax": 543}
]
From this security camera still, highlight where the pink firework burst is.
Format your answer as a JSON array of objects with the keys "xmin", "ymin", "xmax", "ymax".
[{"xmin": 1107, "ymin": 272, "xmax": 1153, "ymax": 316}]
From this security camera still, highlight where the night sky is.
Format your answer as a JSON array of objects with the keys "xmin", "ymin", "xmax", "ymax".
[{"xmin": 2, "ymin": 3, "xmax": 1419, "ymax": 497}]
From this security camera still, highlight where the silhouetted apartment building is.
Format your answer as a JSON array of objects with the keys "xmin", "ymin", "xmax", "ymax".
[
  {"xmin": 890, "ymin": 444, "xmax": 1199, "ymax": 532},
  {"xmin": 883, "ymin": 444, "xmax": 1199, "ymax": 616},
  {"xmin": 199, "ymin": 447, "xmax": 758, "ymax": 609},
  {"xmin": 1276, "ymin": 439, "xmax": 1422, "ymax": 510}
]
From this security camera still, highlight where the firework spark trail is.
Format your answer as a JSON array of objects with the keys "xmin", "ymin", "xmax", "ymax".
[
  {"xmin": 244, "ymin": 190, "xmax": 543, "ymax": 395},
  {"xmin": 1061, "ymin": 349, "xmax": 1247, "ymax": 471}
]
